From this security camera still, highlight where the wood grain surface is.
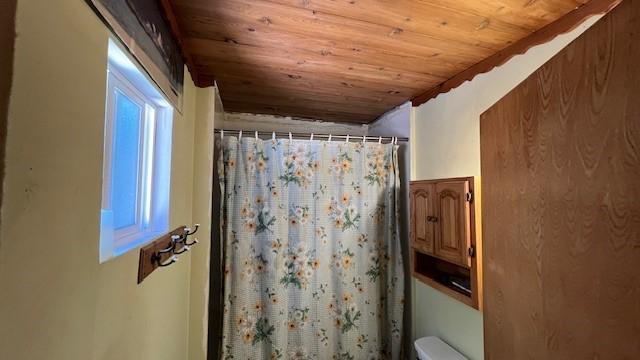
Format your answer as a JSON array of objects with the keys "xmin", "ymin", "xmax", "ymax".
[
  {"xmin": 412, "ymin": 0, "xmax": 622, "ymax": 106},
  {"xmin": 137, "ymin": 226, "xmax": 189, "ymax": 284},
  {"xmin": 435, "ymin": 180, "xmax": 472, "ymax": 268},
  {"xmin": 410, "ymin": 182, "xmax": 435, "ymax": 255},
  {"xmin": 480, "ymin": 0, "xmax": 640, "ymax": 358},
  {"xmin": 163, "ymin": 0, "xmax": 597, "ymax": 123},
  {"xmin": 411, "ymin": 177, "xmax": 483, "ymax": 310}
]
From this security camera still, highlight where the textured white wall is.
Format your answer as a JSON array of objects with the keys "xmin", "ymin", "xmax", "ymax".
[{"xmin": 368, "ymin": 102, "xmax": 411, "ymax": 138}]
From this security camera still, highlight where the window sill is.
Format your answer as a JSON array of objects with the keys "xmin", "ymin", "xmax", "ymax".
[
  {"xmin": 100, "ymin": 209, "xmax": 168, "ymax": 263},
  {"xmin": 112, "ymin": 229, "xmax": 166, "ymax": 259}
]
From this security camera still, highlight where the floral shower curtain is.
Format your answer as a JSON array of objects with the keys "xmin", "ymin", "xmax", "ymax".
[{"xmin": 218, "ymin": 136, "xmax": 404, "ymax": 360}]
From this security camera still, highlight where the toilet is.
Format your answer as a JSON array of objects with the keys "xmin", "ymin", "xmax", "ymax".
[{"xmin": 414, "ymin": 337, "xmax": 468, "ymax": 360}]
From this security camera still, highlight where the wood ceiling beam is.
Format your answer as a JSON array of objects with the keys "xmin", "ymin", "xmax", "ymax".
[
  {"xmin": 411, "ymin": 0, "xmax": 624, "ymax": 107},
  {"xmin": 158, "ymin": 0, "xmax": 207, "ymax": 86}
]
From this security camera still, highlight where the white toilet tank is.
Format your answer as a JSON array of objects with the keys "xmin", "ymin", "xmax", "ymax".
[{"xmin": 414, "ymin": 337, "xmax": 468, "ymax": 360}]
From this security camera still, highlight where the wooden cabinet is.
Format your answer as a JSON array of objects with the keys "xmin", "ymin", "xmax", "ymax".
[
  {"xmin": 410, "ymin": 182, "xmax": 435, "ymax": 254},
  {"xmin": 410, "ymin": 177, "xmax": 482, "ymax": 310},
  {"xmin": 411, "ymin": 178, "xmax": 473, "ymax": 268},
  {"xmin": 435, "ymin": 180, "xmax": 471, "ymax": 267}
]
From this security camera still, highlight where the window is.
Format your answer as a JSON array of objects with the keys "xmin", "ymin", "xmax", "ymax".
[{"xmin": 100, "ymin": 38, "xmax": 173, "ymax": 262}]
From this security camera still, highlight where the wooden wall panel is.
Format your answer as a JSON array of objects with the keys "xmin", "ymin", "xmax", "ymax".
[{"xmin": 480, "ymin": 0, "xmax": 640, "ymax": 358}]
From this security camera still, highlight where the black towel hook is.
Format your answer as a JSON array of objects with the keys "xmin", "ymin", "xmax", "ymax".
[
  {"xmin": 185, "ymin": 224, "xmax": 200, "ymax": 236},
  {"xmin": 151, "ymin": 234, "xmax": 180, "ymax": 266},
  {"xmin": 185, "ymin": 237, "xmax": 199, "ymax": 247},
  {"xmin": 173, "ymin": 245, "xmax": 190, "ymax": 255},
  {"xmin": 157, "ymin": 255, "xmax": 178, "ymax": 267},
  {"xmin": 173, "ymin": 233, "xmax": 188, "ymax": 244}
]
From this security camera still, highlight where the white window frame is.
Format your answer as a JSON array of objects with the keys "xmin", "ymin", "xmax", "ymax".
[{"xmin": 100, "ymin": 38, "xmax": 173, "ymax": 263}]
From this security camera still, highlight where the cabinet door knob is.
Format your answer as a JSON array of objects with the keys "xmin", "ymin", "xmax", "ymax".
[{"xmin": 426, "ymin": 216, "xmax": 438, "ymax": 222}]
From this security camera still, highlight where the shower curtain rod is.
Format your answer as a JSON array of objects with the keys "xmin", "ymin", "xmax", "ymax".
[{"xmin": 213, "ymin": 129, "xmax": 409, "ymax": 143}]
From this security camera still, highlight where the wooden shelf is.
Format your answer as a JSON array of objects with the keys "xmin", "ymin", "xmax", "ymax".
[{"xmin": 412, "ymin": 248, "xmax": 476, "ymax": 308}]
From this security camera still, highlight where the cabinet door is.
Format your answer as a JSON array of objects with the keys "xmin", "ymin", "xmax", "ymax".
[
  {"xmin": 410, "ymin": 183, "xmax": 435, "ymax": 254},
  {"xmin": 435, "ymin": 180, "xmax": 471, "ymax": 267}
]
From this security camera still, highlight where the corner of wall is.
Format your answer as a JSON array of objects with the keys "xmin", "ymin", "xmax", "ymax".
[
  {"xmin": 187, "ymin": 85, "xmax": 218, "ymax": 360},
  {"xmin": 409, "ymin": 105, "xmax": 417, "ymax": 181},
  {"xmin": 367, "ymin": 101, "xmax": 411, "ymax": 138}
]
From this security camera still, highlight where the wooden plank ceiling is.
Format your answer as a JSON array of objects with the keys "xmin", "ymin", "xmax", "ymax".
[{"xmin": 164, "ymin": 0, "xmax": 591, "ymax": 123}]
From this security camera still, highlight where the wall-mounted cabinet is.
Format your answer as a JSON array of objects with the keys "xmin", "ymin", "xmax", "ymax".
[{"xmin": 410, "ymin": 177, "xmax": 482, "ymax": 310}]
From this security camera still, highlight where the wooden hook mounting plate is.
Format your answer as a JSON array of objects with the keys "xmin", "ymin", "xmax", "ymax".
[{"xmin": 137, "ymin": 226, "xmax": 188, "ymax": 284}]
